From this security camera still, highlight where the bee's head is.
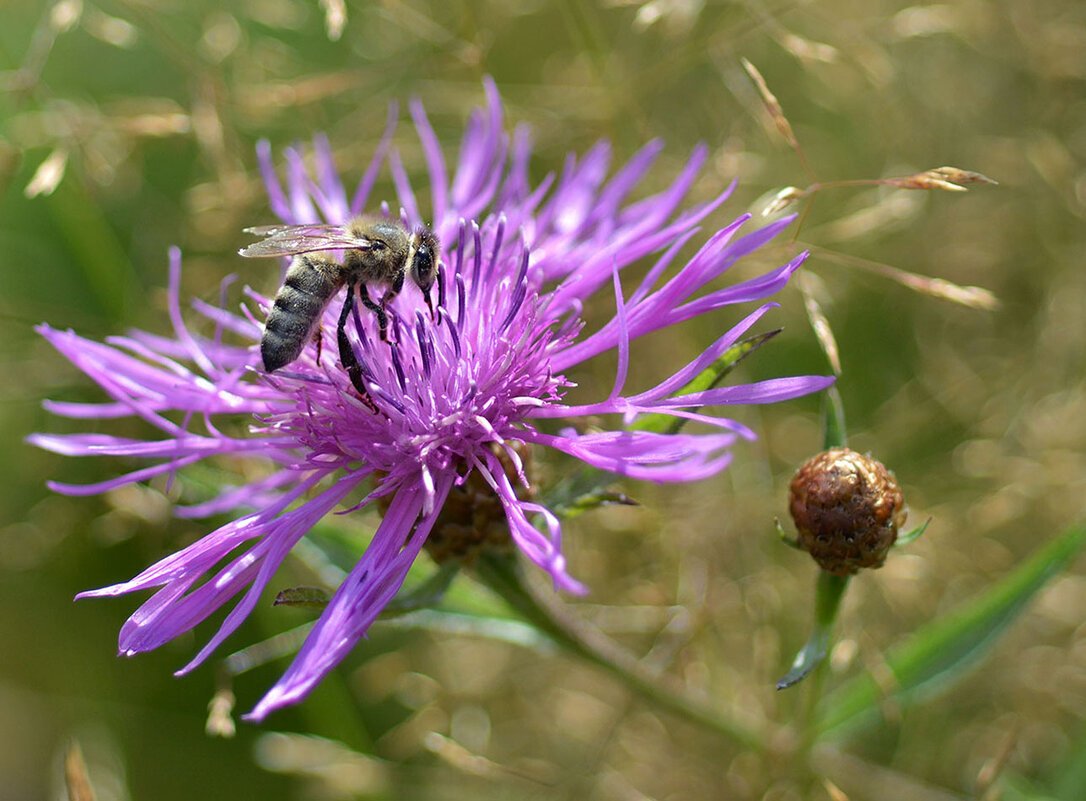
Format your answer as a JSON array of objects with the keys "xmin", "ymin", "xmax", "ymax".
[{"xmin": 410, "ymin": 229, "xmax": 442, "ymax": 320}]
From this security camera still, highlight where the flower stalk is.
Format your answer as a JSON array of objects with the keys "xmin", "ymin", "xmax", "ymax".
[
  {"xmin": 32, "ymin": 80, "xmax": 832, "ymax": 719},
  {"xmin": 473, "ymin": 550, "xmax": 770, "ymax": 751}
]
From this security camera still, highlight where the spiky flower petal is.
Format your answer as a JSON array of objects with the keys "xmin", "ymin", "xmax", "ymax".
[{"xmin": 32, "ymin": 80, "xmax": 832, "ymax": 720}]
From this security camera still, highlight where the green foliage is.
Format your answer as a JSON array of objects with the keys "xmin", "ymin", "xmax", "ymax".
[
  {"xmin": 815, "ymin": 525, "xmax": 1086, "ymax": 738},
  {"xmin": 630, "ymin": 329, "xmax": 782, "ymax": 435},
  {"xmin": 4, "ymin": 0, "xmax": 1083, "ymax": 798},
  {"xmin": 776, "ymin": 571, "xmax": 849, "ymax": 690}
]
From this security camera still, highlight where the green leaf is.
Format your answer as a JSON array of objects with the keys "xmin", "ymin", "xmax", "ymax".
[
  {"xmin": 433, "ymin": 568, "xmax": 520, "ymax": 619},
  {"xmin": 895, "ymin": 518, "xmax": 931, "ymax": 548},
  {"xmin": 558, "ymin": 488, "xmax": 637, "ymax": 519},
  {"xmin": 814, "ymin": 523, "xmax": 1086, "ymax": 738},
  {"xmin": 537, "ymin": 332, "xmax": 782, "ymax": 527},
  {"xmin": 224, "ymin": 622, "xmax": 315, "ymax": 677},
  {"xmin": 382, "ymin": 562, "xmax": 460, "ymax": 616},
  {"xmin": 630, "ymin": 329, "xmax": 781, "ymax": 435},
  {"xmin": 777, "ymin": 571, "xmax": 849, "ymax": 689},
  {"xmin": 372, "ymin": 609, "xmax": 557, "ymax": 651},
  {"xmin": 541, "ymin": 465, "xmax": 607, "ymax": 506},
  {"xmin": 539, "ymin": 465, "xmax": 630, "ymax": 519},
  {"xmin": 776, "ymin": 517, "xmax": 803, "ymax": 550}
]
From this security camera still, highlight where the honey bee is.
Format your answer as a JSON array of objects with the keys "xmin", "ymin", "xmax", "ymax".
[{"xmin": 239, "ymin": 217, "xmax": 440, "ymax": 398}]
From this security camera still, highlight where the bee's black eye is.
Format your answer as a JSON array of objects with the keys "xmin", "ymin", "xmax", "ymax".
[{"xmin": 410, "ymin": 229, "xmax": 440, "ymax": 292}]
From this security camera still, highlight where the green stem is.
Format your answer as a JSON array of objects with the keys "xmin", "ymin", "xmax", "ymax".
[
  {"xmin": 776, "ymin": 571, "xmax": 849, "ymax": 692},
  {"xmin": 823, "ymin": 385, "xmax": 847, "ymax": 450},
  {"xmin": 474, "ymin": 551, "xmax": 770, "ymax": 751}
]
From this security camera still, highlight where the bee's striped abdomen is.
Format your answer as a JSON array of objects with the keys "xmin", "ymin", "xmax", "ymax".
[{"xmin": 261, "ymin": 256, "xmax": 342, "ymax": 372}]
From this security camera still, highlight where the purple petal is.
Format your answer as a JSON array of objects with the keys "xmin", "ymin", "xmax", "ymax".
[
  {"xmin": 313, "ymin": 133, "xmax": 349, "ymax": 221},
  {"xmin": 658, "ymin": 375, "xmax": 837, "ymax": 408},
  {"xmin": 35, "ymin": 81, "xmax": 841, "ymax": 723},
  {"xmin": 476, "ymin": 451, "xmax": 585, "ymax": 594},
  {"xmin": 173, "ymin": 474, "xmax": 362, "ymax": 673},
  {"xmin": 524, "ymin": 429, "xmax": 740, "ymax": 483},
  {"xmin": 246, "ymin": 475, "xmax": 453, "ymax": 720},
  {"xmin": 256, "ymin": 139, "xmax": 291, "ymax": 221},
  {"xmin": 629, "ymin": 304, "xmax": 777, "ymax": 402},
  {"xmin": 284, "ymin": 146, "xmax": 320, "ymax": 223},
  {"xmin": 387, "ymin": 148, "xmax": 422, "ymax": 226},
  {"xmin": 410, "ymin": 97, "xmax": 449, "ymax": 227},
  {"xmin": 608, "ymin": 263, "xmax": 630, "ymax": 402}
]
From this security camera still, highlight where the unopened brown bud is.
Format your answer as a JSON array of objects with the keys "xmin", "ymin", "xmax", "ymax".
[{"xmin": 789, "ymin": 448, "xmax": 906, "ymax": 575}]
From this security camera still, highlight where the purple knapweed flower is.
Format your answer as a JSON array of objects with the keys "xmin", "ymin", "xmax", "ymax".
[{"xmin": 31, "ymin": 79, "xmax": 833, "ymax": 720}]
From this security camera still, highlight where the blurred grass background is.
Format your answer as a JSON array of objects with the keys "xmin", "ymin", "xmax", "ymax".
[{"xmin": 1, "ymin": 1, "xmax": 1084, "ymax": 799}]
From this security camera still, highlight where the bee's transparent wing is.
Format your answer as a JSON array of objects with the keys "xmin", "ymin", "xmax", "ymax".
[
  {"xmin": 243, "ymin": 222, "xmax": 359, "ymax": 235},
  {"xmin": 239, "ymin": 223, "xmax": 375, "ymax": 258}
]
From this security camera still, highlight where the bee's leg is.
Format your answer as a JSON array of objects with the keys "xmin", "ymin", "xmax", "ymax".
[
  {"xmin": 336, "ymin": 287, "xmax": 376, "ymax": 411},
  {"xmin": 389, "ymin": 265, "xmax": 406, "ymax": 295},
  {"xmin": 313, "ymin": 326, "xmax": 323, "ymax": 365},
  {"xmin": 375, "ymin": 267, "xmax": 406, "ymax": 344},
  {"xmin": 358, "ymin": 284, "xmax": 391, "ymax": 343}
]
